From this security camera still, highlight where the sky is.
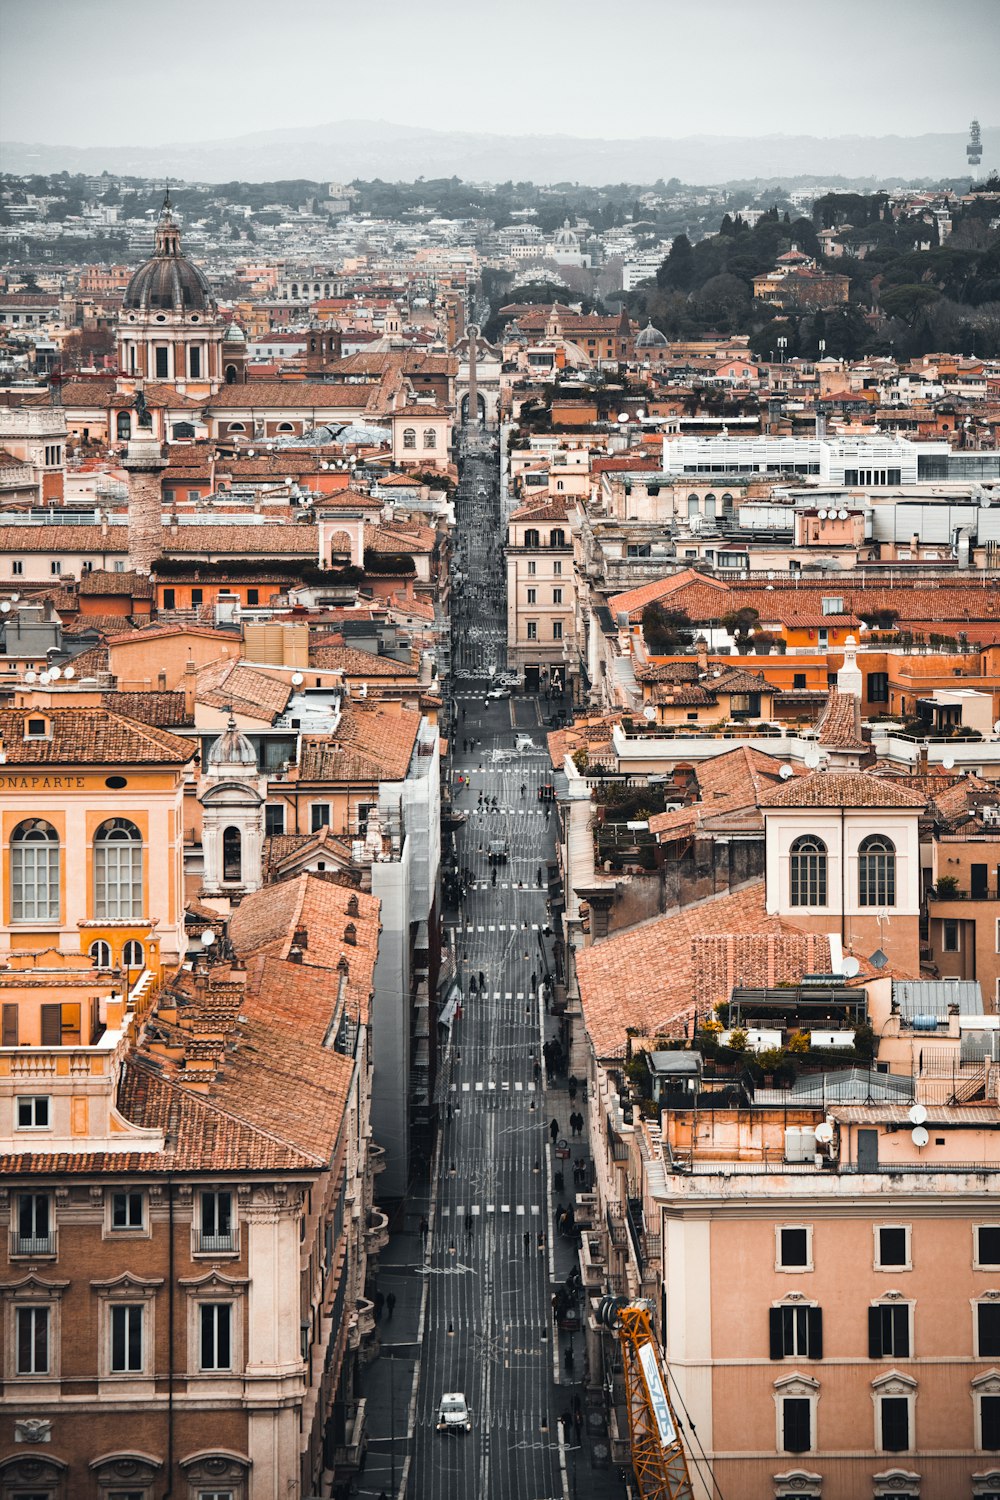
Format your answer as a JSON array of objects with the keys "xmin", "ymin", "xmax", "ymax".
[{"xmin": 1, "ymin": 0, "xmax": 997, "ymax": 148}]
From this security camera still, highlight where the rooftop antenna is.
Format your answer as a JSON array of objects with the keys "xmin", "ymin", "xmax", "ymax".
[{"xmin": 967, "ymin": 119, "xmax": 983, "ymax": 180}]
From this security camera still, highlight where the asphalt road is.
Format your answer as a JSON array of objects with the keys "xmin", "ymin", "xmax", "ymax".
[{"xmin": 409, "ymin": 434, "xmax": 565, "ymax": 1499}]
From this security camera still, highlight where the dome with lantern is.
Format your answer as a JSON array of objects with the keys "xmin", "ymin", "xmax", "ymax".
[
  {"xmin": 123, "ymin": 192, "xmax": 215, "ymax": 314},
  {"xmin": 635, "ymin": 320, "xmax": 668, "ymax": 350},
  {"xmin": 206, "ymin": 715, "xmax": 258, "ymax": 772}
]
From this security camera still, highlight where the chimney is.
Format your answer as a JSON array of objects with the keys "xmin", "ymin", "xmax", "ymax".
[
  {"xmin": 157, "ymin": 670, "xmax": 167, "ymax": 690},
  {"xmin": 696, "ymin": 640, "xmax": 709, "ymax": 674},
  {"xmin": 288, "ymin": 943, "xmax": 304, "ymax": 964},
  {"xmin": 292, "ymin": 924, "xmax": 308, "ymax": 951},
  {"xmin": 183, "ymin": 658, "xmax": 198, "ymax": 717}
]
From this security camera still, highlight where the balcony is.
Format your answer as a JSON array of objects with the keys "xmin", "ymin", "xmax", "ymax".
[
  {"xmin": 367, "ymin": 1143, "xmax": 387, "ymax": 1175},
  {"xmin": 365, "ymin": 1207, "xmax": 389, "ymax": 1256},
  {"xmin": 580, "ymin": 1232, "xmax": 608, "ymax": 1290},
  {"xmin": 349, "ymin": 1296, "xmax": 377, "ymax": 1350},
  {"xmin": 332, "ymin": 1398, "xmax": 368, "ymax": 1476},
  {"xmin": 12, "ymin": 1233, "xmax": 55, "ymax": 1257}
]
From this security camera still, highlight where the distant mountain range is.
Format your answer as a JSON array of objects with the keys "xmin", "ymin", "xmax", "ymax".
[{"xmin": 2, "ymin": 120, "xmax": 997, "ymax": 187}]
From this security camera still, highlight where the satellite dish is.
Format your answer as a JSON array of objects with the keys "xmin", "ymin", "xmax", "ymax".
[
  {"xmin": 643, "ymin": 705, "xmax": 656, "ymax": 721},
  {"xmin": 993, "ymin": 720, "xmax": 1000, "ymax": 737},
  {"xmin": 24, "ymin": 670, "xmax": 36, "ymax": 683},
  {"xmin": 0, "ymin": 601, "xmax": 9, "ymax": 613},
  {"xmin": 838, "ymin": 509, "xmax": 849, "ymax": 520},
  {"xmin": 617, "ymin": 413, "xmax": 629, "ymax": 423},
  {"xmin": 247, "ymin": 449, "xmax": 255, "ymax": 458},
  {"xmin": 48, "ymin": 666, "xmax": 61, "ymax": 681},
  {"xmin": 818, "ymin": 509, "xmax": 828, "ymax": 520},
  {"xmin": 779, "ymin": 763, "xmax": 794, "ymax": 780},
  {"xmin": 291, "ymin": 671, "xmax": 304, "ymax": 686},
  {"xmin": 814, "ymin": 1122, "xmax": 834, "ymax": 1144},
  {"xmin": 842, "ymin": 955, "xmax": 861, "ymax": 978},
  {"xmin": 909, "ymin": 1103, "xmax": 928, "ymax": 1125},
  {"xmin": 11, "ymin": 594, "xmax": 20, "ymax": 603},
  {"xmin": 911, "ymin": 1126, "xmax": 930, "ymax": 1148},
  {"xmin": 38, "ymin": 670, "xmax": 51, "ymax": 685},
  {"xmin": 635, "ymin": 409, "xmax": 646, "ymax": 420},
  {"xmin": 805, "ymin": 746, "xmax": 821, "ymax": 769},
  {"xmin": 200, "ymin": 929, "xmax": 216, "ymax": 948},
  {"xmin": 942, "ymin": 755, "xmax": 955, "ymax": 770},
  {"xmin": 63, "ymin": 666, "xmax": 75, "ymax": 680}
]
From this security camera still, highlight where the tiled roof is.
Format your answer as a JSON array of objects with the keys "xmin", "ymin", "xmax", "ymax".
[
  {"xmin": 365, "ymin": 522, "xmax": 436, "ymax": 554},
  {"xmin": 576, "ymin": 882, "xmax": 827, "ymax": 1055},
  {"xmin": 510, "ymin": 496, "xmax": 572, "ymax": 522},
  {"xmin": 817, "ymin": 689, "xmax": 866, "ymax": 749},
  {"xmin": 170, "ymin": 524, "xmax": 317, "ymax": 556},
  {"xmin": 648, "ymin": 746, "xmax": 805, "ymax": 836},
  {"xmin": 314, "ymin": 488, "xmax": 383, "ymax": 510},
  {"xmin": 79, "ymin": 569, "xmax": 155, "ymax": 597},
  {"xmin": 0, "ymin": 524, "xmax": 128, "ymax": 552},
  {"xmin": 297, "ymin": 700, "xmax": 421, "ymax": 783},
  {"xmin": 0, "ymin": 707, "xmax": 195, "ymax": 765},
  {"xmin": 101, "ymin": 691, "xmax": 193, "ymax": 727},
  {"xmin": 634, "ymin": 661, "xmax": 700, "ymax": 685},
  {"xmin": 209, "ymin": 381, "xmax": 372, "ymax": 409},
  {"xmin": 197, "ymin": 659, "xmax": 292, "ymax": 721},
  {"xmin": 308, "ymin": 643, "xmax": 419, "ymax": 677},
  {"xmin": 758, "ymin": 769, "xmax": 927, "ymax": 810}
]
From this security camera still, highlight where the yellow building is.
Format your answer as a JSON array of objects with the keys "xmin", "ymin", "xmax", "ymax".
[{"xmin": 0, "ymin": 705, "xmax": 195, "ymax": 986}]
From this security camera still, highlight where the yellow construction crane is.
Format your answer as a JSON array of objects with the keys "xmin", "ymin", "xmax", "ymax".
[{"xmin": 598, "ymin": 1295, "xmax": 694, "ymax": 1500}]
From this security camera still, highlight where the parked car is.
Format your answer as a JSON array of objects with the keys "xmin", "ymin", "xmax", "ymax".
[
  {"xmin": 486, "ymin": 686, "xmax": 510, "ymax": 700},
  {"xmin": 437, "ymin": 1392, "xmax": 472, "ymax": 1433},
  {"xmin": 488, "ymin": 838, "xmax": 509, "ymax": 866}
]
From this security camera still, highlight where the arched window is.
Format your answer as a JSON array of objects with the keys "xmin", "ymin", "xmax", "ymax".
[
  {"xmin": 704, "ymin": 493, "xmax": 717, "ymax": 519},
  {"xmin": 859, "ymin": 834, "xmax": 896, "ymax": 907},
  {"xmin": 225, "ymin": 365, "xmax": 237, "ymax": 385},
  {"xmin": 122, "ymin": 939, "xmax": 145, "ymax": 969},
  {"xmin": 116, "ymin": 410, "xmax": 131, "ymax": 442},
  {"xmin": 329, "ymin": 529, "xmax": 352, "ymax": 561},
  {"xmin": 790, "ymin": 835, "xmax": 827, "ymax": 907},
  {"xmin": 423, "ymin": 428, "xmax": 437, "ymax": 449},
  {"xmin": 89, "ymin": 939, "xmax": 112, "ymax": 968},
  {"xmin": 550, "ymin": 529, "xmax": 566, "ymax": 547},
  {"xmin": 524, "ymin": 529, "xmax": 540, "ymax": 548},
  {"xmin": 403, "ymin": 427, "xmax": 416, "ymax": 449},
  {"xmin": 277, "ymin": 422, "xmax": 295, "ymax": 433},
  {"xmin": 223, "ymin": 826, "xmax": 242, "ymax": 883},
  {"xmin": 94, "ymin": 819, "xmax": 142, "ymax": 920},
  {"xmin": 11, "ymin": 819, "xmax": 60, "ymax": 922},
  {"xmin": 687, "ymin": 494, "xmax": 699, "ymax": 517},
  {"xmin": 722, "ymin": 492, "xmax": 734, "ymax": 511},
  {"xmin": 227, "ymin": 421, "xmax": 245, "ymax": 433}
]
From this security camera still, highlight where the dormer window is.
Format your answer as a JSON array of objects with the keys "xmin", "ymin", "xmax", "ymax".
[{"xmin": 25, "ymin": 716, "xmax": 50, "ymax": 740}]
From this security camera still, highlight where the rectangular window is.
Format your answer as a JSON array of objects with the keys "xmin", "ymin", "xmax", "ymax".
[
  {"xmin": 11, "ymin": 559, "xmax": 23, "ymax": 576},
  {"xmin": 979, "ymin": 1302, "xmax": 1000, "ymax": 1357},
  {"xmin": 943, "ymin": 919, "xmax": 960, "ymax": 953},
  {"xmin": 977, "ymin": 1226, "xmax": 1000, "ymax": 1268},
  {"xmin": 199, "ymin": 1302, "xmax": 233, "ymax": 1371},
  {"xmin": 265, "ymin": 805, "xmax": 285, "ymax": 837},
  {"xmin": 876, "ymin": 1226, "xmax": 909, "ymax": 1269},
  {"xmin": 553, "ymin": 560, "xmax": 562, "ymax": 575},
  {"xmin": 110, "ymin": 1303, "xmax": 143, "ymax": 1372},
  {"xmin": 869, "ymin": 1303, "xmax": 911, "ymax": 1358},
  {"xmin": 162, "ymin": 588, "xmax": 175, "ymax": 610},
  {"xmin": 310, "ymin": 803, "xmax": 331, "ymax": 833},
  {"xmin": 770, "ymin": 1304, "xmax": 823, "ymax": 1359},
  {"xmin": 189, "ymin": 346, "xmax": 201, "ymax": 378},
  {"xmin": 782, "ymin": 1397, "xmax": 811, "ymax": 1453},
  {"xmin": 155, "ymin": 347, "xmax": 169, "ymax": 378},
  {"xmin": 199, "ymin": 1190, "xmax": 234, "ymax": 1253},
  {"xmin": 981, "ymin": 1393, "xmax": 1000, "ymax": 1450},
  {"xmin": 527, "ymin": 560, "xmax": 536, "ymax": 576},
  {"xmin": 778, "ymin": 1226, "xmax": 811, "ymax": 1270},
  {"xmin": 869, "ymin": 671, "xmax": 889, "ymax": 703},
  {"xmin": 111, "ymin": 1190, "xmax": 145, "ymax": 1230},
  {"xmin": 50, "ymin": 560, "xmax": 61, "ymax": 575},
  {"xmin": 526, "ymin": 621, "xmax": 537, "ymax": 641},
  {"xmin": 16, "ymin": 1096, "xmax": 50, "ymax": 1130},
  {"xmin": 553, "ymin": 621, "xmax": 563, "ymax": 641},
  {"xmin": 526, "ymin": 588, "xmax": 536, "ymax": 604},
  {"xmin": 15, "ymin": 1304, "xmax": 49, "ymax": 1375},
  {"xmin": 16, "ymin": 1193, "xmax": 52, "ymax": 1255},
  {"xmin": 880, "ymin": 1395, "xmax": 909, "ymax": 1452},
  {"xmin": 553, "ymin": 588, "xmax": 563, "ymax": 604},
  {"xmin": 190, "ymin": 588, "xmax": 203, "ymax": 606},
  {"xmin": 186, "ymin": 490, "xmax": 200, "ymax": 504},
  {"xmin": 247, "ymin": 589, "xmax": 259, "ymax": 606}
]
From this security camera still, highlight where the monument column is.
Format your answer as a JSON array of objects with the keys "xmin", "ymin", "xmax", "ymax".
[{"xmin": 123, "ymin": 419, "xmax": 167, "ymax": 574}]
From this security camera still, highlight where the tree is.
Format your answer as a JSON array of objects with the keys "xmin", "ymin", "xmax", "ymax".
[
  {"xmin": 641, "ymin": 604, "xmax": 694, "ymax": 655},
  {"xmin": 657, "ymin": 234, "xmax": 694, "ymax": 292},
  {"xmin": 721, "ymin": 606, "xmax": 761, "ymax": 651}
]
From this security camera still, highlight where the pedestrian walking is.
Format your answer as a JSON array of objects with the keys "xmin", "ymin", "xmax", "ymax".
[
  {"xmin": 568, "ymin": 1075, "xmax": 579, "ymax": 1103},
  {"xmin": 549, "ymin": 1117, "xmax": 560, "ymax": 1145},
  {"xmin": 478, "ymin": 970, "xmax": 485, "ymax": 990},
  {"xmin": 385, "ymin": 1291, "xmax": 396, "ymax": 1319},
  {"xmin": 466, "ymin": 1215, "xmax": 474, "ymax": 1238},
  {"xmin": 520, "ymin": 782, "xmax": 526, "ymax": 797},
  {"xmin": 530, "ymin": 969, "xmax": 537, "ymax": 991},
  {"xmin": 374, "ymin": 1290, "xmax": 385, "ymax": 1319},
  {"xmin": 536, "ymin": 867, "xmax": 542, "ymax": 887},
  {"xmin": 533, "ymin": 1061, "xmax": 541, "ymax": 1084},
  {"xmin": 419, "ymin": 1215, "xmax": 428, "ymax": 1243},
  {"xmin": 523, "ymin": 1230, "xmax": 530, "ymax": 1253}
]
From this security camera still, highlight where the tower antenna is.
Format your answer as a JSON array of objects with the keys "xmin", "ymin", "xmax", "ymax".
[{"xmin": 967, "ymin": 119, "xmax": 982, "ymax": 180}]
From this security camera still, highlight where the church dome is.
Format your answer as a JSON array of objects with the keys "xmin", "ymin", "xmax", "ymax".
[
  {"xmin": 123, "ymin": 194, "xmax": 215, "ymax": 314},
  {"xmin": 222, "ymin": 320, "xmax": 246, "ymax": 343},
  {"xmin": 207, "ymin": 716, "xmax": 257, "ymax": 770},
  {"xmin": 635, "ymin": 320, "xmax": 668, "ymax": 350}
]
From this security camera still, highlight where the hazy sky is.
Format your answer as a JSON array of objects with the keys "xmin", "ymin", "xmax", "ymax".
[{"xmin": 1, "ymin": 0, "xmax": 997, "ymax": 146}]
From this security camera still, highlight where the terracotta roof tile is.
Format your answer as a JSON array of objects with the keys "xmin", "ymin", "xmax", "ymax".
[
  {"xmin": 817, "ymin": 689, "xmax": 867, "ymax": 749},
  {"xmin": 196, "ymin": 660, "xmax": 291, "ymax": 721},
  {"xmin": 100, "ymin": 691, "xmax": 193, "ymax": 728},
  {"xmin": 297, "ymin": 700, "xmax": 421, "ymax": 784},
  {"xmin": 0, "ymin": 707, "xmax": 195, "ymax": 765},
  {"xmin": 758, "ymin": 769, "xmax": 927, "ymax": 810}
]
